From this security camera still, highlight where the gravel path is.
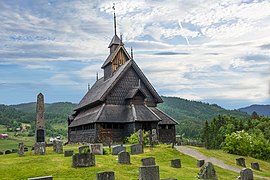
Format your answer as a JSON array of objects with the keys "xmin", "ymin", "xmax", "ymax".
[{"xmin": 175, "ymin": 146, "xmax": 269, "ymax": 180}]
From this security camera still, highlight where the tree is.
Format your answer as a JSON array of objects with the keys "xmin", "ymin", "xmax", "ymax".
[{"xmin": 251, "ymin": 111, "xmax": 259, "ymax": 119}]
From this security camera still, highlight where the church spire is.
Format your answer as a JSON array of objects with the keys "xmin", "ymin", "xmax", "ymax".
[{"xmin": 113, "ymin": 3, "xmax": 116, "ymax": 35}]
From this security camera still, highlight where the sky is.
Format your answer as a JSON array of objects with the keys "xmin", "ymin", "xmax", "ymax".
[{"xmin": 0, "ymin": 0, "xmax": 270, "ymax": 109}]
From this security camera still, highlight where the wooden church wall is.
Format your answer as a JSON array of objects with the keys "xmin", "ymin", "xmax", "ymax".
[{"xmin": 106, "ymin": 67, "xmax": 156, "ymax": 106}]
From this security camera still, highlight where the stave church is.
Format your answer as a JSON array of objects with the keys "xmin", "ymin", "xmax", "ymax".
[{"xmin": 68, "ymin": 10, "xmax": 178, "ymax": 144}]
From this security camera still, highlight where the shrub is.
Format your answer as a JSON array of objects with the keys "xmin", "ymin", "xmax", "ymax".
[
  {"xmin": 126, "ymin": 130, "xmax": 150, "ymax": 145},
  {"xmin": 222, "ymin": 130, "xmax": 270, "ymax": 160}
]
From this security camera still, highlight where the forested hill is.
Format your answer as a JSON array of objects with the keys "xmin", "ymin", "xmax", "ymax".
[
  {"xmin": 1, "ymin": 97, "xmax": 248, "ymax": 138},
  {"xmin": 11, "ymin": 102, "xmax": 76, "ymax": 114},
  {"xmin": 239, "ymin": 105, "xmax": 270, "ymax": 116},
  {"xmin": 157, "ymin": 96, "xmax": 248, "ymax": 138}
]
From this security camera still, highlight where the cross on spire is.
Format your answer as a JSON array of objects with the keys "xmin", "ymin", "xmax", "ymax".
[{"xmin": 112, "ymin": 3, "xmax": 117, "ymax": 35}]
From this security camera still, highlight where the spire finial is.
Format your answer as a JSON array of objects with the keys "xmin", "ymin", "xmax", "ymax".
[
  {"xmin": 96, "ymin": 72, "xmax": 99, "ymax": 81},
  {"xmin": 131, "ymin": 47, "xmax": 133, "ymax": 59},
  {"xmin": 112, "ymin": 3, "xmax": 116, "ymax": 35}
]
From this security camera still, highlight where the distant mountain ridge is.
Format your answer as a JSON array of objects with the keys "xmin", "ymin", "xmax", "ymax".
[{"xmin": 239, "ymin": 104, "xmax": 270, "ymax": 116}]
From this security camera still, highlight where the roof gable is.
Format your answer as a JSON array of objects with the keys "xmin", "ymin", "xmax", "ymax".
[
  {"xmin": 76, "ymin": 59, "xmax": 163, "ymax": 110},
  {"xmin": 102, "ymin": 45, "xmax": 131, "ymax": 68}
]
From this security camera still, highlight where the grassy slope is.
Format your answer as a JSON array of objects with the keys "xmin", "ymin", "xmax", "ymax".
[
  {"xmin": 0, "ymin": 125, "xmax": 34, "ymax": 151},
  {"xmin": 189, "ymin": 146, "xmax": 270, "ymax": 178},
  {"xmin": 0, "ymin": 145, "xmax": 241, "ymax": 180}
]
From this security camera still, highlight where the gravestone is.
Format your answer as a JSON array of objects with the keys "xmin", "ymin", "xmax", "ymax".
[
  {"xmin": 90, "ymin": 143, "xmax": 103, "ymax": 155},
  {"xmin": 197, "ymin": 159, "xmax": 205, "ymax": 167},
  {"xmin": 152, "ymin": 129, "xmax": 158, "ymax": 144},
  {"xmin": 238, "ymin": 168, "xmax": 254, "ymax": 180},
  {"xmin": 112, "ymin": 145, "xmax": 126, "ymax": 155},
  {"xmin": 118, "ymin": 151, "xmax": 131, "ymax": 164},
  {"xmin": 0, "ymin": 151, "xmax": 3, "ymax": 155},
  {"xmin": 34, "ymin": 142, "xmax": 46, "ymax": 155},
  {"xmin": 28, "ymin": 176, "xmax": 53, "ymax": 180},
  {"xmin": 18, "ymin": 142, "xmax": 24, "ymax": 156},
  {"xmin": 79, "ymin": 145, "xmax": 90, "ymax": 154},
  {"xmin": 96, "ymin": 171, "xmax": 115, "ymax": 180},
  {"xmin": 236, "ymin": 158, "xmax": 246, "ymax": 167},
  {"xmin": 5, "ymin": 150, "xmax": 11, "ymax": 154},
  {"xmin": 138, "ymin": 129, "xmax": 144, "ymax": 144},
  {"xmin": 130, "ymin": 144, "xmax": 143, "ymax": 155},
  {"xmin": 72, "ymin": 153, "xmax": 95, "ymax": 168},
  {"xmin": 35, "ymin": 93, "xmax": 45, "ymax": 143},
  {"xmin": 141, "ymin": 157, "xmax": 156, "ymax": 166},
  {"xmin": 53, "ymin": 140, "xmax": 63, "ymax": 153},
  {"xmin": 251, "ymin": 162, "xmax": 260, "ymax": 171},
  {"xmin": 64, "ymin": 150, "xmax": 74, "ymax": 157},
  {"xmin": 139, "ymin": 165, "xmax": 160, "ymax": 180},
  {"xmin": 171, "ymin": 159, "xmax": 181, "ymax": 168},
  {"xmin": 24, "ymin": 147, "xmax": 29, "ymax": 152},
  {"xmin": 198, "ymin": 162, "xmax": 218, "ymax": 180},
  {"xmin": 12, "ymin": 149, "xmax": 18, "ymax": 153}
]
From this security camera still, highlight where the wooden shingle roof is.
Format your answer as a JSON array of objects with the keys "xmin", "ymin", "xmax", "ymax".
[
  {"xmin": 75, "ymin": 59, "xmax": 163, "ymax": 110},
  {"xmin": 150, "ymin": 107, "xmax": 178, "ymax": 125}
]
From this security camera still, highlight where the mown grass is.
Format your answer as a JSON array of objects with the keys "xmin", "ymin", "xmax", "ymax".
[
  {"xmin": 0, "ymin": 144, "xmax": 241, "ymax": 180},
  {"xmin": 189, "ymin": 146, "xmax": 270, "ymax": 178}
]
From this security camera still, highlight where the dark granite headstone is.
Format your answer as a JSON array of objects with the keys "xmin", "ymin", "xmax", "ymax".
[
  {"xmin": 0, "ymin": 151, "xmax": 3, "ymax": 155},
  {"xmin": 236, "ymin": 158, "xmax": 246, "ymax": 167},
  {"xmin": 27, "ymin": 176, "xmax": 53, "ymax": 180},
  {"xmin": 34, "ymin": 142, "xmax": 46, "ymax": 155},
  {"xmin": 78, "ymin": 145, "xmax": 90, "ymax": 154},
  {"xmin": 64, "ymin": 150, "xmax": 74, "ymax": 157},
  {"xmin": 118, "ymin": 151, "xmax": 131, "ymax": 164},
  {"xmin": 198, "ymin": 162, "xmax": 218, "ymax": 180},
  {"xmin": 141, "ymin": 157, "xmax": 156, "ymax": 166},
  {"xmin": 112, "ymin": 145, "xmax": 126, "ymax": 155},
  {"xmin": 18, "ymin": 142, "xmax": 24, "ymax": 156},
  {"xmin": 239, "ymin": 168, "xmax": 254, "ymax": 180},
  {"xmin": 251, "ymin": 162, "xmax": 260, "ymax": 171},
  {"xmin": 171, "ymin": 159, "xmax": 181, "ymax": 168},
  {"xmin": 72, "ymin": 153, "xmax": 95, "ymax": 168},
  {"xmin": 90, "ymin": 143, "xmax": 103, "ymax": 155},
  {"xmin": 139, "ymin": 165, "xmax": 160, "ymax": 180},
  {"xmin": 12, "ymin": 149, "xmax": 18, "ymax": 153},
  {"xmin": 5, "ymin": 150, "xmax": 11, "ymax": 154},
  {"xmin": 197, "ymin": 159, "xmax": 205, "ymax": 167},
  {"xmin": 96, "ymin": 171, "xmax": 115, "ymax": 180},
  {"xmin": 24, "ymin": 147, "xmax": 29, "ymax": 152},
  {"xmin": 130, "ymin": 144, "xmax": 143, "ymax": 155}
]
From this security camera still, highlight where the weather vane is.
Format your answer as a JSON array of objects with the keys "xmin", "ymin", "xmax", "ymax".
[{"xmin": 112, "ymin": 3, "xmax": 116, "ymax": 35}]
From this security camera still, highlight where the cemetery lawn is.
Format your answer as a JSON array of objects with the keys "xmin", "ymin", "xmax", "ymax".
[
  {"xmin": 0, "ymin": 144, "xmax": 243, "ymax": 180},
  {"xmin": 189, "ymin": 146, "xmax": 270, "ymax": 178}
]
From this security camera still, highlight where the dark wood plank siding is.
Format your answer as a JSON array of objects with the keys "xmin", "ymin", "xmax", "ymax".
[
  {"xmin": 106, "ymin": 67, "xmax": 156, "ymax": 106},
  {"xmin": 158, "ymin": 128, "xmax": 176, "ymax": 143},
  {"xmin": 69, "ymin": 129, "xmax": 96, "ymax": 143}
]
